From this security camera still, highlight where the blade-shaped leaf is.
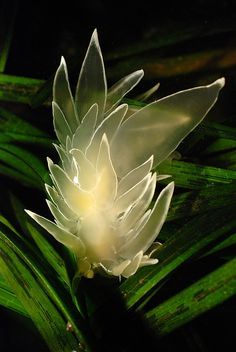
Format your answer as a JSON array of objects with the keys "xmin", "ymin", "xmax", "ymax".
[
  {"xmin": 146, "ymin": 257, "xmax": 236, "ymax": 335},
  {"xmin": 158, "ymin": 160, "xmax": 236, "ymax": 189},
  {"xmin": 0, "ymin": 236, "xmax": 79, "ymax": 351},
  {"xmin": 0, "ymin": 143, "xmax": 49, "ymax": 188},
  {"xmin": 0, "ymin": 222, "xmax": 94, "ymax": 351},
  {"xmin": 0, "ymin": 107, "xmax": 51, "ymax": 146},
  {"xmin": 167, "ymin": 183, "xmax": 236, "ymax": 221},
  {"xmin": 0, "ymin": 0, "xmax": 18, "ymax": 72},
  {"xmin": 119, "ymin": 204, "xmax": 236, "ymax": 309},
  {"xmin": 0, "ymin": 273, "xmax": 28, "ymax": 317},
  {"xmin": 0, "ymin": 73, "xmax": 44, "ymax": 104}
]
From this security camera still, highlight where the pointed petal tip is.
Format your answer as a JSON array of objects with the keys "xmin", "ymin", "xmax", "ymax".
[
  {"xmin": 25, "ymin": 209, "xmax": 34, "ymax": 218},
  {"xmin": 217, "ymin": 77, "xmax": 225, "ymax": 88},
  {"xmin": 91, "ymin": 28, "xmax": 99, "ymax": 45},
  {"xmin": 60, "ymin": 56, "xmax": 66, "ymax": 66},
  {"xmin": 137, "ymin": 69, "xmax": 144, "ymax": 76},
  {"xmin": 209, "ymin": 77, "xmax": 225, "ymax": 89},
  {"xmin": 46, "ymin": 157, "xmax": 53, "ymax": 168},
  {"xmin": 168, "ymin": 181, "xmax": 175, "ymax": 192},
  {"xmin": 101, "ymin": 132, "xmax": 109, "ymax": 144}
]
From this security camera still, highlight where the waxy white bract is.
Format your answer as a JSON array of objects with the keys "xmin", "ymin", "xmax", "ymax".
[{"xmin": 26, "ymin": 30, "xmax": 224, "ymax": 278}]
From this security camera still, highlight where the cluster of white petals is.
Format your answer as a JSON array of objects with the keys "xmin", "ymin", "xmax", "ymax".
[{"xmin": 26, "ymin": 30, "xmax": 224, "ymax": 278}]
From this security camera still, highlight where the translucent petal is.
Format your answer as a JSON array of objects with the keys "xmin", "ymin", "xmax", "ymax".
[
  {"xmin": 117, "ymin": 156, "xmax": 153, "ymax": 198},
  {"xmin": 120, "ymin": 173, "xmax": 156, "ymax": 233},
  {"xmin": 114, "ymin": 173, "xmax": 151, "ymax": 215},
  {"xmin": 52, "ymin": 102, "xmax": 72, "ymax": 146},
  {"xmin": 105, "ymin": 70, "xmax": 144, "ymax": 114},
  {"xmin": 135, "ymin": 82, "xmax": 160, "ymax": 102},
  {"xmin": 25, "ymin": 210, "xmax": 85, "ymax": 256},
  {"xmin": 45, "ymin": 184, "xmax": 78, "ymax": 220},
  {"xmin": 94, "ymin": 134, "xmax": 117, "ymax": 206},
  {"xmin": 156, "ymin": 174, "xmax": 171, "ymax": 181},
  {"xmin": 139, "ymin": 257, "xmax": 158, "ymax": 267},
  {"xmin": 53, "ymin": 57, "xmax": 78, "ymax": 132},
  {"xmin": 46, "ymin": 200, "xmax": 77, "ymax": 231},
  {"xmin": 70, "ymin": 149, "xmax": 96, "ymax": 190},
  {"xmin": 72, "ymin": 103, "xmax": 98, "ymax": 152},
  {"xmin": 111, "ymin": 259, "xmax": 131, "ymax": 276},
  {"xmin": 48, "ymin": 159, "xmax": 94, "ymax": 216},
  {"xmin": 86, "ymin": 104, "xmax": 128, "ymax": 165},
  {"xmin": 111, "ymin": 78, "xmax": 225, "ymax": 177},
  {"xmin": 53, "ymin": 144, "xmax": 75, "ymax": 179},
  {"xmin": 122, "ymin": 251, "xmax": 143, "ymax": 278},
  {"xmin": 132, "ymin": 209, "xmax": 151, "ymax": 234},
  {"xmin": 75, "ymin": 29, "xmax": 107, "ymax": 124},
  {"xmin": 119, "ymin": 182, "xmax": 174, "ymax": 258}
]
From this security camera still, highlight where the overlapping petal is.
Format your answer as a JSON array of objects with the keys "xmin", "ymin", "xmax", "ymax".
[
  {"xmin": 26, "ymin": 30, "xmax": 225, "ymax": 279},
  {"xmin": 111, "ymin": 78, "xmax": 225, "ymax": 177}
]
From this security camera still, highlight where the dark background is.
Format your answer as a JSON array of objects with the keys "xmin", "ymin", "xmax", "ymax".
[{"xmin": 0, "ymin": 0, "xmax": 236, "ymax": 350}]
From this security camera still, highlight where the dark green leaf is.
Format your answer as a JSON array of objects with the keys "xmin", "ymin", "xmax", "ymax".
[
  {"xmin": 0, "ymin": 273, "xmax": 28, "ymax": 317},
  {"xmin": 0, "ymin": 74, "xmax": 44, "ymax": 104},
  {"xmin": 167, "ymin": 183, "xmax": 236, "ymax": 221},
  {"xmin": 0, "ymin": 0, "xmax": 18, "ymax": 72},
  {"xmin": 119, "ymin": 204, "xmax": 236, "ymax": 309},
  {"xmin": 157, "ymin": 160, "xmax": 236, "ymax": 189},
  {"xmin": 0, "ymin": 221, "xmax": 94, "ymax": 351},
  {"xmin": 0, "ymin": 143, "xmax": 49, "ymax": 188},
  {"xmin": 0, "ymin": 107, "xmax": 52, "ymax": 146},
  {"xmin": 146, "ymin": 257, "xmax": 236, "ymax": 335}
]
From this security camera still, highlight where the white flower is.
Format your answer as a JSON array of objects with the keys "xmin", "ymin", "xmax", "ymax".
[{"xmin": 26, "ymin": 30, "xmax": 224, "ymax": 279}]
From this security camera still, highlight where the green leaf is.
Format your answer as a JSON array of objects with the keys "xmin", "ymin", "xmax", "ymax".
[
  {"xmin": 203, "ymin": 232, "xmax": 236, "ymax": 257},
  {"xmin": 0, "ymin": 107, "xmax": 52, "ymax": 146},
  {"xmin": 106, "ymin": 17, "xmax": 236, "ymax": 60},
  {"xmin": 0, "ymin": 0, "xmax": 18, "ymax": 72},
  {"xmin": 0, "ymin": 273, "xmax": 28, "ymax": 317},
  {"xmin": 157, "ymin": 160, "xmax": 236, "ymax": 189},
  {"xmin": 119, "ymin": 204, "xmax": 236, "ymax": 309},
  {"xmin": 0, "ymin": 74, "xmax": 44, "ymax": 104},
  {"xmin": 179, "ymin": 121, "xmax": 236, "ymax": 155},
  {"xmin": 146, "ymin": 257, "xmax": 236, "ymax": 335},
  {"xmin": 204, "ymin": 149, "xmax": 236, "ymax": 170},
  {"xmin": 0, "ymin": 143, "xmax": 49, "ymax": 188},
  {"xmin": 167, "ymin": 183, "xmax": 236, "ymax": 221},
  {"xmin": 0, "ymin": 221, "xmax": 94, "ymax": 351},
  {"xmin": 26, "ymin": 221, "xmax": 70, "ymax": 289}
]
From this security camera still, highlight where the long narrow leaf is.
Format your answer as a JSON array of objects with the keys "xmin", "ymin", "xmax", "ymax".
[
  {"xmin": 157, "ymin": 160, "xmax": 236, "ymax": 189},
  {"xmin": 0, "ymin": 107, "xmax": 52, "ymax": 146},
  {"xmin": 0, "ymin": 274, "xmax": 28, "ymax": 317},
  {"xmin": 0, "ymin": 74, "xmax": 44, "ymax": 104},
  {"xmin": 0, "ymin": 222, "xmax": 94, "ymax": 351},
  {"xmin": 0, "ymin": 0, "xmax": 18, "ymax": 72},
  {"xmin": 146, "ymin": 257, "xmax": 236, "ymax": 335},
  {"xmin": 167, "ymin": 183, "xmax": 236, "ymax": 221},
  {"xmin": 119, "ymin": 204, "xmax": 236, "ymax": 309},
  {"xmin": 0, "ymin": 143, "xmax": 49, "ymax": 188}
]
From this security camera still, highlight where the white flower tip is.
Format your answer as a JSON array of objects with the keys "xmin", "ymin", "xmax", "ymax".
[
  {"xmin": 47, "ymin": 157, "xmax": 53, "ymax": 168},
  {"xmin": 60, "ymin": 56, "xmax": 66, "ymax": 67},
  {"xmin": 25, "ymin": 209, "xmax": 34, "ymax": 218},
  {"xmin": 52, "ymin": 101, "xmax": 57, "ymax": 110},
  {"xmin": 91, "ymin": 28, "xmax": 99, "ymax": 45},
  {"xmin": 137, "ymin": 69, "xmax": 144, "ymax": 76},
  {"xmin": 216, "ymin": 77, "xmax": 225, "ymax": 88},
  {"xmin": 101, "ymin": 132, "xmax": 109, "ymax": 144},
  {"xmin": 168, "ymin": 181, "xmax": 175, "ymax": 194},
  {"xmin": 208, "ymin": 77, "xmax": 225, "ymax": 89}
]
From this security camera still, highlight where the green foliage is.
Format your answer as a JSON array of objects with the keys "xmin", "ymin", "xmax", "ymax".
[
  {"xmin": 146, "ymin": 257, "xmax": 236, "ymax": 335},
  {"xmin": 0, "ymin": 4, "xmax": 235, "ymax": 351}
]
